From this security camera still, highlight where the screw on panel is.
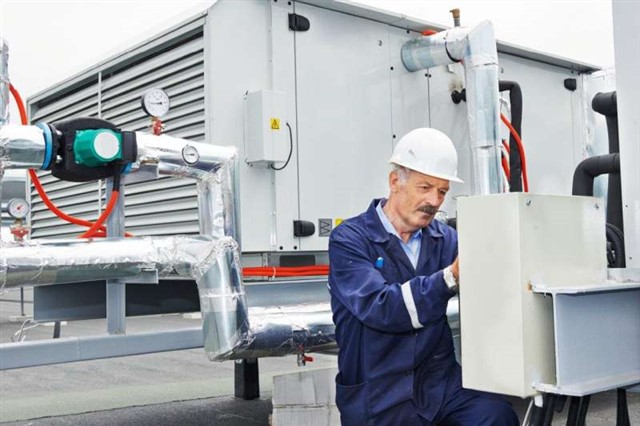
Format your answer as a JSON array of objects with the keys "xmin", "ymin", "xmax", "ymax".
[
  {"xmin": 526, "ymin": 200, "xmax": 532, "ymax": 206},
  {"xmin": 595, "ymin": 203, "xmax": 600, "ymax": 209},
  {"xmin": 378, "ymin": 40, "xmax": 383, "ymax": 46},
  {"xmin": 288, "ymin": 1, "xmax": 292, "ymax": 4},
  {"xmin": 390, "ymin": 66, "xmax": 394, "ymax": 70},
  {"xmin": 294, "ymin": 246, "xmax": 298, "ymax": 250},
  {"xmin": 279, "ymin": 246, "xmax": 283, "ymax": 250},
  {"xmin": 393, "ymin": 134, "xmax": 396, "ymax": 139}
]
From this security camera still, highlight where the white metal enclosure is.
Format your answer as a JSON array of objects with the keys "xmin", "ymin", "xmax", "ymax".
[{"xmin": 25, "ymin": 0, "xmax": 601, "ymax": 258}]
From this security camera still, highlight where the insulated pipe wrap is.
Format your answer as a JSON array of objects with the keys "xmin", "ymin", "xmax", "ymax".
[
  {"xmin": 0, "ymin": 124, "xmax": 47, "ymax": 170},
  {"xmin": 0, "ymin": 39, "xmax": 8, "ymax": 128},
  {"xmin": 0, "ymin": 235, "xmax": 250, "ymax": 360},
  {"xmin": 572, "ymin": 153, "xmax": 620, "ymax": 196}
]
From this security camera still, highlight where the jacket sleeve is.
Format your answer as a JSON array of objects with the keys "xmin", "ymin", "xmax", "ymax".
[{"xmin": 329, "ymin": 225, "xmax": 455, "ymax": 334}]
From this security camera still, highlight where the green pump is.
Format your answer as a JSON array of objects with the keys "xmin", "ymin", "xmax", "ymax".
[{"xmin": 73, "ymin": 129, "xmax": 122, "ymax": 167}]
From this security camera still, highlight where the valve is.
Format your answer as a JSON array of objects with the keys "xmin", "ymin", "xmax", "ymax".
[
  {"xmin": 297, "ymin": 351, "xmax": 314, "ymax": 367},
  {"xmin": 10, "ymin": 219, "xmax": 30, "ymax": 242}
]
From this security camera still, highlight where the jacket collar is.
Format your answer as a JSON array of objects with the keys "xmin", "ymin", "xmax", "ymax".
[{"xmin": 364, "ymin": 198, "xmax": 444, "ymax": 243}]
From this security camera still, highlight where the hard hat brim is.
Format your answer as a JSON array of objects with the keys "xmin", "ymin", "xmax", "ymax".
[{"xmin": 390, "ymin": 160, "xmax": 464, "ymax": 183}]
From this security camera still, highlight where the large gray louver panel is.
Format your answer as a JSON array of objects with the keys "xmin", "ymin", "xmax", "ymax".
[{"xmin": 28, "ymin": 23, "xmax": 205, "ymax": 240}]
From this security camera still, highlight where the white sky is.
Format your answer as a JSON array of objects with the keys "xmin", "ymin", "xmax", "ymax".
[{"xmin": 1, "ymin": 0, "xmax": 615, "ymax": 124}]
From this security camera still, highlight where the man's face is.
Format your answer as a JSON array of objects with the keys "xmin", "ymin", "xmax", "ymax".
[{"xmin": 389, "ymin": 169, "xmax": 450, "ymax": 231}]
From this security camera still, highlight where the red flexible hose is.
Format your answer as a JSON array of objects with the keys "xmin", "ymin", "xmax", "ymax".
[
  {"xmin": 501, "ymin": 154, "xmax": 511, "ymax": 181},
  {"xmin": 8, "ymin": 84, "xmax": 28, "ymax": 124},
  {"xmin": 79, "ymin": 189, "xmax": 120, "ymax": 238},
  {"xmin": 243, "ymin": 265, "xmax": 330, "ymax": 278},
  {"xmin": 500, "ymin": 113, "xmax": 529, "ymax": 192},
  {"xmin": 501, "ymin": 139, "xmax": 510, "ymax": 155}
]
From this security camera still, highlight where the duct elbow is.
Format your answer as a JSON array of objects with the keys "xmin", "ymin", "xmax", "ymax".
[{"xmin": 196, "ymin": 237, "xmax": 249, "ymax": 361}]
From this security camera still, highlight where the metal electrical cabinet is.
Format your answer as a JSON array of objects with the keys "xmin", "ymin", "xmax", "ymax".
[
  {"xmin": 457, "ymin": 193, "xmax": 639, "ymax": 398},
  {"xmin": 26, "ymin": 0, "xmax": 601, "ymax": 260}
]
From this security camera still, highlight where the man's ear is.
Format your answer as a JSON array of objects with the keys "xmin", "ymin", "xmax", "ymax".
[{"xmin": 389, "ymin": 171, "xmax": 398, "ymax": 193}]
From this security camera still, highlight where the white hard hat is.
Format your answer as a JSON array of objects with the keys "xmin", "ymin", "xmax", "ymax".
[{"xmin": 390, "ymin": 128, "xmax": 463, "ymax": 183}]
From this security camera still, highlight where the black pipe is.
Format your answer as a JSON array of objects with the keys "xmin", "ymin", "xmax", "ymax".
[
  {"xmin": 592, "ymin": 91, "xmax": 624, "ymax": 234},
  {"xmin": 606, "ymin": 223, "xmax": 626, "ymax": 268},
  {"xmin": 572, "ymin": 153, "xmax": 620, "ymax": 197},
  {"xmin": 499, "ymin": 81, "xmax": 523, "ymax": 192}
]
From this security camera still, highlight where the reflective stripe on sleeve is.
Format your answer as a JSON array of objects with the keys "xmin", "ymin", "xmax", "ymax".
[{"xmin": 400, "ymin": 281, "xmax": 423, "ymax": 329}]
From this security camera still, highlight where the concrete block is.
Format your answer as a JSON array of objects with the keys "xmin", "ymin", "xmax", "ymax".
[
  {"xmin": 272, "ymin": 406, "xmax": 330, "ymax": 426},
  {"xmin": 272, "ymin": 367, "xmax": 338, "ymax": 407}
]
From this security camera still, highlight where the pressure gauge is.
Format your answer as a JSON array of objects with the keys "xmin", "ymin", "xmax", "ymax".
[
  {"xmin": 141, "ymin": 88, "xmax": 170, "ymax": 118},
  {"xmin": 7, "ymin": 198, "xmax": 30, "ymax": 219}
]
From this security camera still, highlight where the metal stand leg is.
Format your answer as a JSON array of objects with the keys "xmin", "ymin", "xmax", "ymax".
[
  {"xmin": 566, "ymin": 396, "xmax": 580, "ymax": 425},
  {"xmin": 566, "ymin": 395, "xmax": 591, "ymax": 426},
  {"xmin": 530, "ymin": 402, "xmax": 543, "ymax": 426},
  {"xmin": 616, "ymin": 388, "xmax": 630, "ymax": 426},
  {"xmin": 576, "ymin": 395, "xmax": 590, "ymax": 426},
  {"xmin": 541, "ymin": 393, "xmax": 557, "ymax": 426},
  {"xmin": 20, "ymin": 288, "xmax": 25, "ymax": 317},
  {"xmin": 53, "ymin": 321, "xmax": 61, "ymax": 339},
  {"xmin": 234, "ymin": 358, "xmax": 260, "ymax": 400}
]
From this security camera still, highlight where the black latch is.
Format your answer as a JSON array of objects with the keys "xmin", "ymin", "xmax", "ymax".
[
  {"xmin": 293, "ymin": 220, "xmax": 315, "ymax": 237},
  {"xmin": 289, "ymin": 13, "xmax": 310, "ymax": 32},
  {"xmin": 564, "ymin": 78, "xmax": 577, "ymax": 92}
]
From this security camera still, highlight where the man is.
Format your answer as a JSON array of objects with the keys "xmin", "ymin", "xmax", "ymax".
[{"xmin": 329, "ymin": 128, "xmax": 519, "ymax": 425}]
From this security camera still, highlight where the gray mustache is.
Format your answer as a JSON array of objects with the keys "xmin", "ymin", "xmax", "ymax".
[{"xmin": 418, "ymin": 205, "xmax": 438, "ymax": 215}]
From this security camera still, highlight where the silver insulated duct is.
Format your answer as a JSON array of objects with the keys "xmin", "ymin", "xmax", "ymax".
[{"xmin": 401, "ymin": 21, "xmax": 502, "ymax": 195}]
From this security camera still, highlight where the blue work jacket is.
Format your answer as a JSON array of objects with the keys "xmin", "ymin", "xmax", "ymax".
[{"xmin": 329, "ymin": 199, "xmax": 458, "ymax": 425}]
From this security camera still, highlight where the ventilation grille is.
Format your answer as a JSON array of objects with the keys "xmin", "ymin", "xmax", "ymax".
[{"xmin": 29, "ymin": 26, "xmax": 205, "ymax": 239}]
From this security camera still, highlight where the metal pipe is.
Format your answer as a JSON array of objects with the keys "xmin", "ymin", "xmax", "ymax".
[
  {"xmin": 133, "ymin": 133, "xmax": 241, "ymax": 243},
  {"xmin": 401, "ymin": 21, "xmax": 502, "ymax": 195},
  {"xmin": 0, "ymin": 124, "xmax": 47, "ymax": 170},
  {"xmin": 1, "ymin": 39, "xmax": 10, "ymax": 216},
  {"xmin": 0, "ymin": 39, "xmax": 8, "ymax": 128}
]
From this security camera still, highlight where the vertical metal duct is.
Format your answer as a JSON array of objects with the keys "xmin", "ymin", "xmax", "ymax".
[{"xmin": 401, "ymin": 21, "xmax": 502, "ymax": 195}]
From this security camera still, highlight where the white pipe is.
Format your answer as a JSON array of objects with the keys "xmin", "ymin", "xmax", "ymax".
[{"xmin": 401, "ymin": 21, "xmax": 502, "ymax": 195}]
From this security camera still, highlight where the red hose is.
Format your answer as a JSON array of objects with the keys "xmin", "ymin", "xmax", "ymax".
[
  {"xmin": 9, "ymin": 84, "xmax": 132, "ymax": 237},
  {"xmin": 422, "ymin": 30, "xmax": 437, "ymax": 36},
  {"xmin": 501, "ymin": 139, "xmax": 510, "ymax": 155},
  {"xmin": 500, "ymin": 113, "xmax": 529, "ymax": 192},
  {"xmin": 243, "ymin": 265, "xmax": 329, "ymax": 278},
  {"xmin": 9, "ymin": 84, "xmax": 28, "ymax": 124},
  {"xmin": 79, "ymin": 190, "xmax": 120, "ymax": 238},
  {"xmin": 501, "ymin": 154, "xmax": 511, "ymax": 181}
]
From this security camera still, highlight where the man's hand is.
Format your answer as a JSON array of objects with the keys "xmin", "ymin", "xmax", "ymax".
[{"xmin": 451, "ymin": 256, "xmax": 459, "ymax": 281}]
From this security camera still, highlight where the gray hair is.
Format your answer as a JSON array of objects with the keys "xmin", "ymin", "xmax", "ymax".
[{"xmin": 392, "ymin": 164, "xmax": 411, "ymax": 184}]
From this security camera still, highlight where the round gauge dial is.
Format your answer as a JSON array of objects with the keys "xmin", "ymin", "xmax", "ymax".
[
  {"xmin": 141, "ymin": 88, "xmax": 170, "ymax": 118},
  {"xmin": 182, "ymin": 145, "xmax": 200, "ymax": 165},
  {"xmin": 7, "ymin": 198, "xmax": 30, "ymax": 219}
]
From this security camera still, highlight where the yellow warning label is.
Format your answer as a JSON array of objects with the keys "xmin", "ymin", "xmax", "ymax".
[
  {"xmin": 270, "ymin": 118, "xmax": 280, "ymax": 130},
  {"xmin": 335, "ymin": 218, "xmax": 343, "ymax": 226}
]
